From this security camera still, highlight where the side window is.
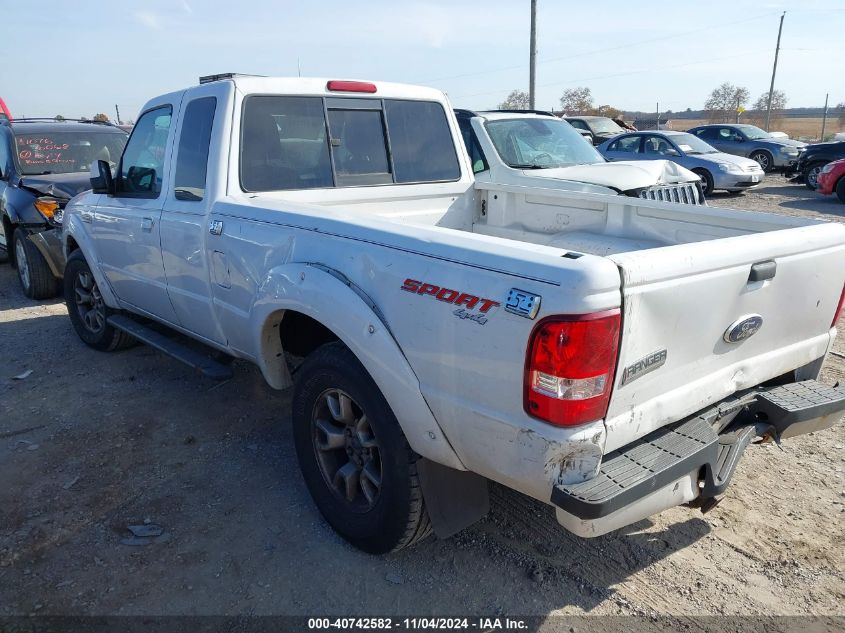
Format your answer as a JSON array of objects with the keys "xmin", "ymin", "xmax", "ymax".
[
  {"xmin": 610, "ymin": 136, "xmax": 641, "ymax": 153},
  {"xmin": 695, "ymin": 128, "xmax": 716, "ymax": 140},
  {"xmin": 568, "ymin": 120, "xmax": 587, "ymax": 130},
  {"xmin": 0, "ymin": 132, "xmax": 9, "ymax": 179},
  {"xmin": 457, "ymin": 117, "xmax": 488, "ymax": 173},
  {"xmin": 384, "ymin": 100, "xmax": 460, "ymax": 182},
  {"xmin": 643, "ymin": 136, "xmax": 661, "ymax": 154},
  {"xmin": 327, "ymin": 107, "xmax": 391, "ymax": 186},
  {"xmin": 117, "ymin": 106, "xmax": 172, "ymax": 196},
  {"xmin": 174, "ymin": 97, "xmax": 216, "ymax": 201}
]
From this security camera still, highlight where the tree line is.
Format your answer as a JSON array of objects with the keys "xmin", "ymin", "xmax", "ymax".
[{"xmin": 497, "ymin": 85, "xmax": 844, "ymax": 127}]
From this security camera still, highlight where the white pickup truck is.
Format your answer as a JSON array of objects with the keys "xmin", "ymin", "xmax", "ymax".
[{"xmin": 62, "ymin": 75, "xmax": 845, "ymax": 554}]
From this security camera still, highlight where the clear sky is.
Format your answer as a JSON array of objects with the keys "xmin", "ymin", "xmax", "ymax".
[{"xmin": 4, "ymin": 0, "xmax": 844, "ymax": 121}]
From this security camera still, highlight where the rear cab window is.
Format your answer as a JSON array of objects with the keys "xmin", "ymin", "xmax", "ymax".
[{"xmin": 240, "ymin": 95, "xmax": 461, "ymax": 192}]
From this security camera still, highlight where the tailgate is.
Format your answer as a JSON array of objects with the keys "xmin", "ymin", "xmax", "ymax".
[{"xmin": 604, "ymin": 223, "xmax": 845, "ymax": 452}]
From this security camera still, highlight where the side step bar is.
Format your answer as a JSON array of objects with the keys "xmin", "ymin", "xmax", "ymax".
[
  {"xmin": 552, "ymin": 380, "xmax": 845, "ymax": 520},
  {"xmin": 107, "ymin": 314, "xmax": 233, "ymax": 381}
]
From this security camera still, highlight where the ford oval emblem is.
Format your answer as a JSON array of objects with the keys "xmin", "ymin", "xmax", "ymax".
[{"xmin": 724, "ymin": 314, "xmax": 763, "ymax": 343}]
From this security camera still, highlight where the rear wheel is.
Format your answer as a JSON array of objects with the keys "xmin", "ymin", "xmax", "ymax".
[
  {"xmin": 749, "ymin": 150, "xmax": 773, "ymax": 172},
  {"xmin": 292, "ymin": 342, "xmax": 431, "ymax": 554},
  {"xmin": 64, "ymin": 251, "xmax": 134, "ymax": 351},
  {"xmin": 836, "ymin": 177, "xmax": 845, "ymax": 205},
  {"xmin": 804, "ymin": 161, "xmax": 826, "ymax": 190},
  {"xmin": 693, "ymin": 168, "xmax": 714, "ymax": 197},
  {"xmin": 13, "ymin": 229, "xmax": 59, "ymax": 299}
]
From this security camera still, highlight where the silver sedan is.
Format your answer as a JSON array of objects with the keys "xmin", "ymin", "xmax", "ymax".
[
  {"xmin": 597, "ymin": 131, "xmax": 765, "ymax": 196},
  {"xmin": 687, "ymin": 124, "xmax": 805, "ymax": 172}
]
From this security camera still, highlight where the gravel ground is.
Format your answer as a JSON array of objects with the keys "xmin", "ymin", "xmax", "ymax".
[{"xmin": 0, "ymin": 176, "xmax": 844, "ymax": 625}]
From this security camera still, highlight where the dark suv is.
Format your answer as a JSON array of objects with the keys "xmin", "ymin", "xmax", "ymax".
[
  {"xmin": 796, "ymin": 141, "xmax": 845, "ymax": 190},
  {"xmin": 0, "ymin": 119, "xmax": 127, "ymax": 298}
]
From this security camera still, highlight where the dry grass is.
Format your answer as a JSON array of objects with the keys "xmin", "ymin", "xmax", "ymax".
[{"xmin": 666, "ymin": 116, "xmax": 843, "ymax": 141}]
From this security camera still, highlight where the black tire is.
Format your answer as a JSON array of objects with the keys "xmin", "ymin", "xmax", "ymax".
[
  {"xmin": 836, "ymin": 177, "xmax": 845, "ymax": 205},
  {"xmin": 693, "ymin": 168, "xmax": 714, "ymax": 197},
  {"xmin": 749, "ymin": 150, "xmax": 773, "ymax": 172},
  {"xmin": 803, "ymin": 161, "xmax": 826, "ymax": 191},
  {"xmin": 12, "ymin": 229, "xmax": 59, "ymax": 300},
  {"xmin": 64, "ymin": 250, "xmax": 134, "ymax": 351},
  {"xmin": 292, "ymin": 342, "xmax": 431, "ymax": 554}
]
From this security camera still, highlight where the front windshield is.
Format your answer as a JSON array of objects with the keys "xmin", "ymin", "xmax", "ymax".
[
  {"xmin": 589, "ymin": 118, "xmax": 624, "ymax": 135},
  {"xmin": 14, "ymin": 130, "xmax": 127, "ymax": 175},
  {"xmin": 669, "ymin": 133, "xmax": 719, "ymax": 155},
  {"xmin": 735, "ymin": 125, "xmax": 770, "ymax": 140},
  {"xmin": 485, "ymin": 118, "xmax": 604, "ymax": 169}
]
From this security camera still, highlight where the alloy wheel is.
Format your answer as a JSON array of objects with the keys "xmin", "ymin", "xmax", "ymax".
[
  {"xmin": 806, "ymin": 165, "xmax": 822, "ymax": 189},
  {"xmin": 74, "ymin": 271, "xmax": 106, "ymax": 334},
  {"xmin": 751, "ymin": 152, "xmax": 770, "ymax": 171},
  {"xmin": 311, "ymin": 388, "xmax": 382, "ymax": 512}
]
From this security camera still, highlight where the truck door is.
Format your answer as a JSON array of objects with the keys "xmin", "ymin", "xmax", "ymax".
[
  {"xmin": 160, "ymin": 84, "xmax": 229, "ymax": 345},
  {"xmin": 92, "ymin": 103, "xmax": 181, "ymax": 324}
]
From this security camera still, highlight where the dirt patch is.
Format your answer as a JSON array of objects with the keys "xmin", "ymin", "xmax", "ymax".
[{"xmin": 0, "ymin": 179, "xmax": 843, "ymax": 618}]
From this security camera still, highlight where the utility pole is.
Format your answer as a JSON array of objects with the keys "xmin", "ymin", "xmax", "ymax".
[
  {"xmin": 529, "ymin": 0, "xmax": 537, "ymax": 109},
  {"xmin": 656, "ymin": 102, "xmax": 659, "ymax": 129},
  {"xmin": 297, "ymin": 57, "xmax": 302, "ymax": 78},
  {"xmin": 114, "ymin": 104, "xmax": 121, "ymax": 125},
  {"xmin": 764, "ymin": 12, "xmax": 786, "ymax": 132},
  {"xmin": 821, "ymin": 93, "xmax": 829, "ymax": 141}
]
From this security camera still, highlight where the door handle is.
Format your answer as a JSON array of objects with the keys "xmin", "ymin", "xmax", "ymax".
[
  {"xmin": 141, "ymin": 217, "xmax": 154, "ymax": 232},
  {"xmin": 209, "ymin": 220, "xmax": 223, "ymax": 236}
]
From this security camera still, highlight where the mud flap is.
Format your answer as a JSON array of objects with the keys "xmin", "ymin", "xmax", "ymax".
[{"xmin": 417, "ymin": 459, "xmax": 489, "ymax": 539}]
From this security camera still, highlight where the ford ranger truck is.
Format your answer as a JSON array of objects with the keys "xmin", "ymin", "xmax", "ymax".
[{"xmin": 61, "ymin": 75, "xmax": 845, "ymax": 554}]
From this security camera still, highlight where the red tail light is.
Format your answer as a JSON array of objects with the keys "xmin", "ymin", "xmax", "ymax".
[
  {"xmin": 524, "ymin": 310, "xmax": 621, "ymax": 427},
  {"xmin": 832, "ymin": 283, "xmax": 845, "ymax": 328},
  {"xmin": 326, "ymin": 80, "xmax": 377, "ymax": 93}
]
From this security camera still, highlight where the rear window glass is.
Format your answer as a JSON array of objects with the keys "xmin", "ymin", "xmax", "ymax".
[
  {"xmin": 14, "ymin": 131, "xmax": 127, "ymax": 175},
  {"xmin": 328, "ymin": 108, "xmax": 391, "ymax": 185},
  {"xmin": 385, "ymin": 100, "xmax": 460, "ymax": 182},
  {"xmin": 240, "ymin": 96, "xmax": 460, "ymax": 192}
]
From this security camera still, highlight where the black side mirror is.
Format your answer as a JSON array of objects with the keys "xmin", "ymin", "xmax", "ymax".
[{"xmin": 90, "ymin": 159, "xmax": 114, "ymax": 195}]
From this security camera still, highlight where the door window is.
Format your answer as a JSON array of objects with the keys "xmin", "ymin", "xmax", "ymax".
[
  {"xmin": 608, "ymin": 135, "xmax": 641, "ymax": 153},
  {"xmin": 457, "ymin": 117, "xmax": 488, "ymax": 173},
  {"xmin": 117, "ymin": 106, "xmax": 172, "ymax": 197},
  {"xmin": 174, "ymin": 97, "xmax": 217, "ymax": 201},
  {"xmin": 0, "ymin": 131, "xmax": 9, "ymax": 178}
]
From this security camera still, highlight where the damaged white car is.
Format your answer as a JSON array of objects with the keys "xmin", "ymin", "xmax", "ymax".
[{"xmin": 456, "ymin": 109, "xmax": 705, "ymax": 204}]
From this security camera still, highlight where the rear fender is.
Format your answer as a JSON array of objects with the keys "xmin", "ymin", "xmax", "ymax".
[{"xmin": 250, "ymin": 263, "xmax": 466, "ymax": 471}]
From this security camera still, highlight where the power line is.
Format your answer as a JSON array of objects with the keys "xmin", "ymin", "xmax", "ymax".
[{"xmin": 422, "ymin": 10, "xmax": 782, "ymax": 84}]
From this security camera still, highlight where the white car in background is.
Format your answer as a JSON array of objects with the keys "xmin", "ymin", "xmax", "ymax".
[{"xmin": 456, "ymin": 110, "xmax": 705, "ymax": 204}]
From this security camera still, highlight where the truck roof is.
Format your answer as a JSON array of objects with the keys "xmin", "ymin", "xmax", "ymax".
[{"xmin": 194, "ymin": 76, "xmax": 449, "ymax": 102}]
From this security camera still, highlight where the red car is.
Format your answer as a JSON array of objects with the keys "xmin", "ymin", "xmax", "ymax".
[{"xmin": 817, "ymin": 158, "xmax": 845, "ymax": 204}]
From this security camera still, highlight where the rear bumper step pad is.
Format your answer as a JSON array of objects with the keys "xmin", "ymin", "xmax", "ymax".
[{"xmin": 552, "ymin": 380, "xmax": 845, "ymax": 520}]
